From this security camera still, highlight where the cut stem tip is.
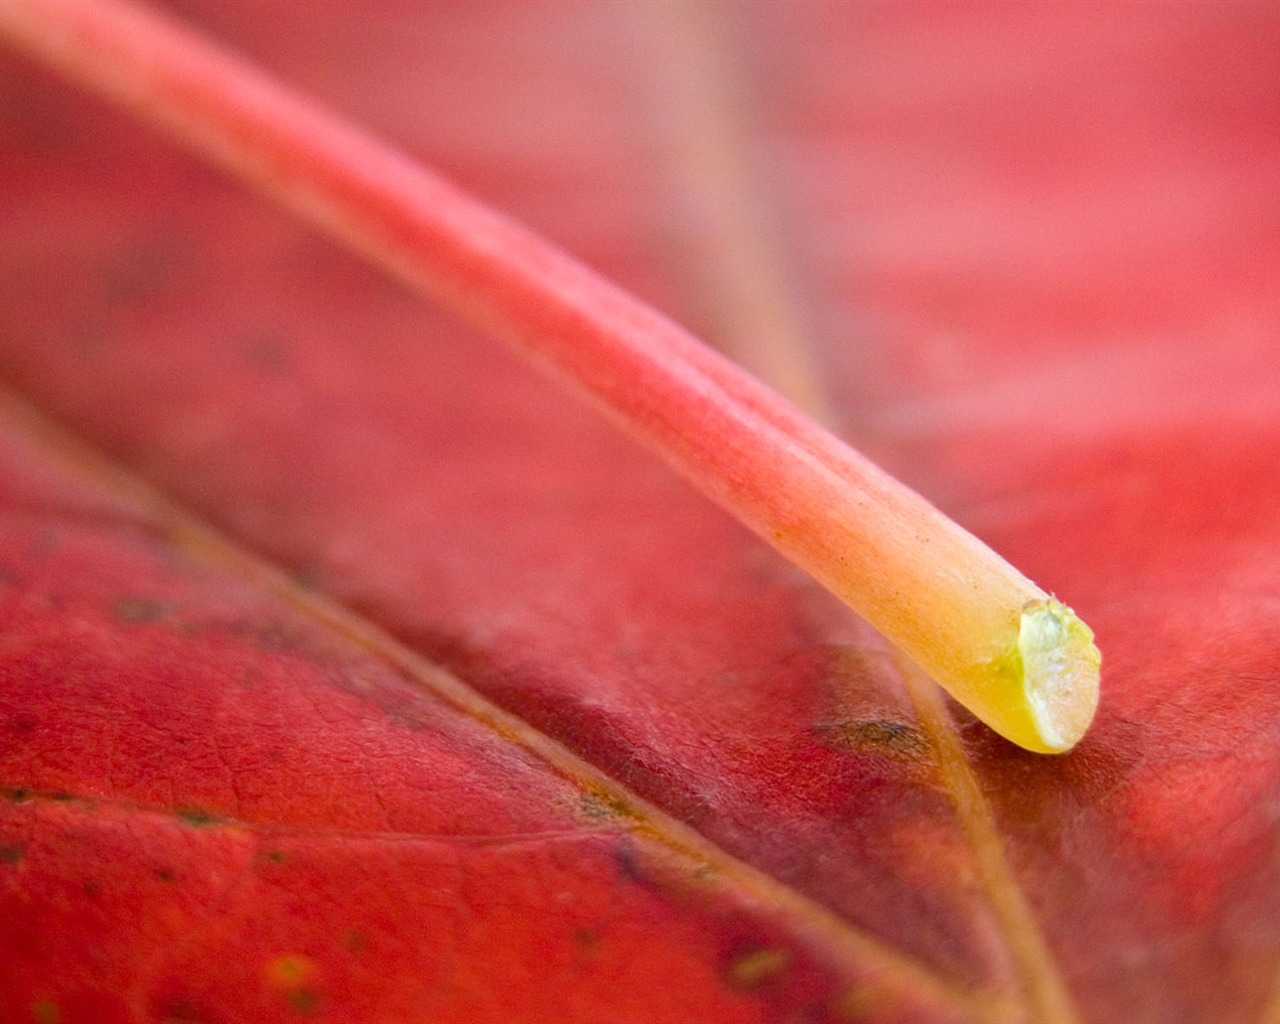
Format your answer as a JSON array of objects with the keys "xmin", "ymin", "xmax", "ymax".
[{"xmin": 1017, "ymin": 600, "xmax": 1101, "ymax": 753}]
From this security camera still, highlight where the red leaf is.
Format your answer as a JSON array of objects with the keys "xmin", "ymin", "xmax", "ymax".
[{"xmin": 1, "ymin": 2, "xmax": 1279, "ymax": 1022}]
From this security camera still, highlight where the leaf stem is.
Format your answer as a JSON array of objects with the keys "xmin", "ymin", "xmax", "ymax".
[{"xmin": 0, "ymin": 0, "xmax": 1099, "ymax": 752}]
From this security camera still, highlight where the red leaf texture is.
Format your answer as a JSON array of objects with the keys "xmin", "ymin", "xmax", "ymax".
[{"xmin": 1, "ymin": 2, "xmax": 1279, "ymax": 1022}]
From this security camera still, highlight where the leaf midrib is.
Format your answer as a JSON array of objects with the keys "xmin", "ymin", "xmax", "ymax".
[{"xmin": 0, "ymin": 385, "xmax": 1006, "ymax": 1024}]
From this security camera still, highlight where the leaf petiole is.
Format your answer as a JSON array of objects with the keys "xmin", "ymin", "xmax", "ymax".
[{"xmin": 0, "ymin": 0, "xmax": 1100, "ymax": 752}]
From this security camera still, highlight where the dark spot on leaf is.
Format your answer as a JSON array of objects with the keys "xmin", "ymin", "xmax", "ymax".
[
  {"xmin": 726, "ymin": 946, "xmax": 791, "ymax": 991},
  {"xmin": 155, "ymin": 867, "xmax": 176, "ymax": 884},
  {"xmin": 112, "ymin": 596, "xmax": 171, "ymax": 625},
  {"xmin": 268, "ymin": 954, "xmax": 316, "ymax": 988},
  {"xmin": 50, "ymin": 792, "xmax": 74, "ymax": 803},
  {"xmin": 613, "ymin": 837, "xmax": 645, "ymax": 884},
  {"xmin": 241, "ymin": 334, "xmax": 292, "ymax": 376},
  {"xmin": 286, "ymin": 990, "xmax": 320, "ymax": 1015},
  {"xmin": 155, "ymin": 999, "xmax": 210, "ymax": 1024},
  {"xmin": 30, "ymin": 1000, "xmax": 60, "ymax": 1024},
  {"xmin": 176, "ymin": 808, "xmax": 222, "ymax": 828},
  {"xmin": 12, "ymin": 714, "xmax": 37, "ymax": 735},
  {"xmin": 5, "ymin": 789, "xmax": 30, "ymax": 803},
  {"xmin": 267, "ymin": 850, "xmax": 287, "ymax": 865},
  {"xmin": 291, "ymin": 563, "xmax": 326, "ymax": 591},
  {"xmin": 579, "ymin": 790, "xmax": 634, "ymax": 821},
  {"xmin": 83, "ymin": 880, "xmax": 102, "ymax": 898},
  {"xmin": 101, "ymin": 236, "xmax": 186, "ymax": 304},
  {"xmin": 0, "ymin": 845, "xmax": 25, "ymax": 865},
  {"xmin": 573, "ymin": 928, "xmax": 600, "ymax": 953},
  {"xmin": 818, "ymin": 718, "xmax": 930, "ymax": 761},
  {"xmin": 343, "ymin": 931, "xmax": 367, "ymax": 953}
]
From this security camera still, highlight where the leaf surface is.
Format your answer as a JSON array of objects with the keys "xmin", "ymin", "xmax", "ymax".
[{"xmin": 1, "ymin": 2, "xmax": 1279, "ymax": 1022}]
